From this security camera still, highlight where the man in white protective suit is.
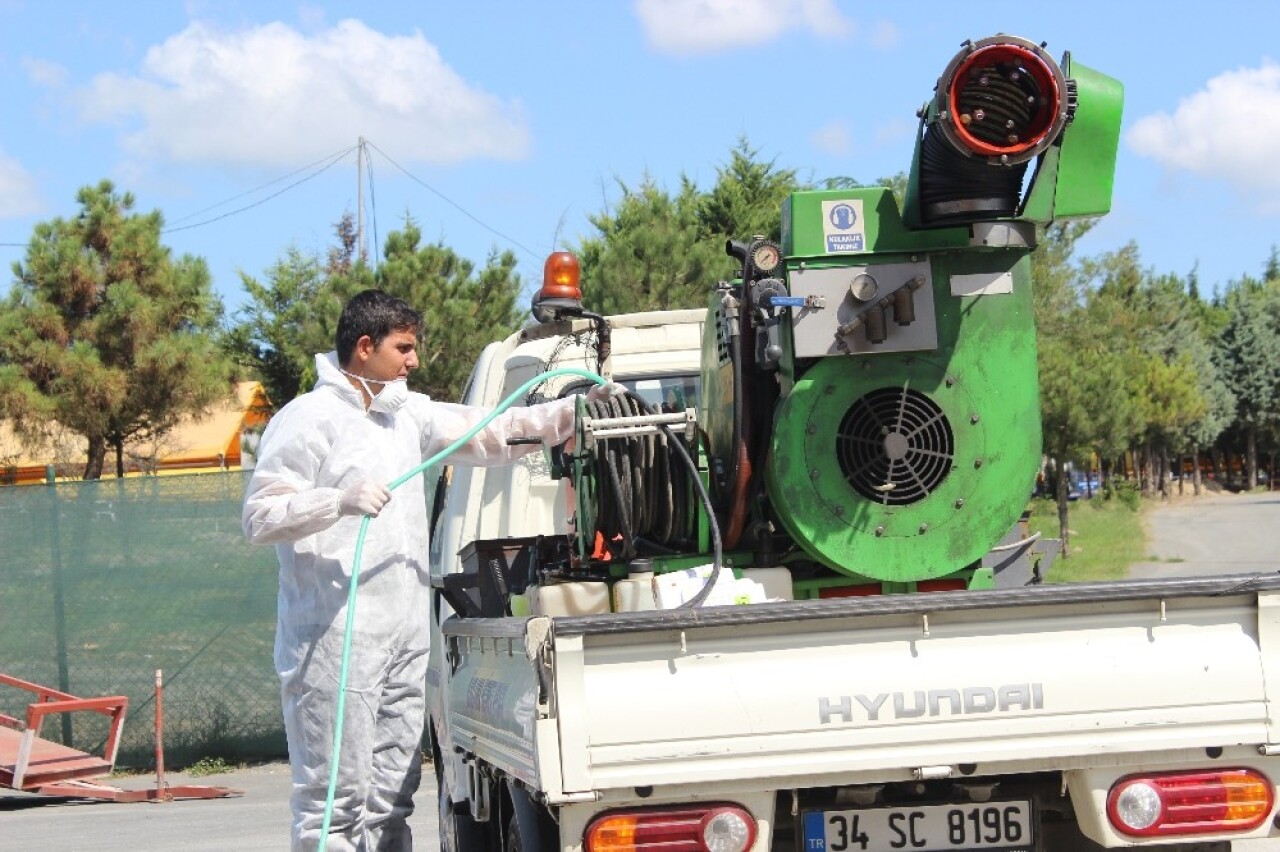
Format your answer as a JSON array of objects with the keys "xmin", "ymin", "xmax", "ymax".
[{"xmin": 243, "ymin": 289, "xmax": 614, "ymax": 851}]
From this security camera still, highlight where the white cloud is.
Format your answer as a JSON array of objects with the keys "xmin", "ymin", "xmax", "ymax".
[
  {"xmin": 1127, "ymin": 61, "xmax": 1280, "ymax": 206},
  {"xmin": 0, "ymin": 151, "xmax": 42, "ymax": 219},
  {"xmin": 866, "ymin": 19, "xmax": 899, "ymax": 51},
  {"xmin": 811, "ymin": 120, "xmax": 852, "ymax": 156},
  {"xmin": 874, "ymin": 116, "xmax": 916, "ymax": 147},
  {"xmin": 296, "ymin": 3, "xmax": 328, "ymax": 30},
  {"xmin": 22, "ymin": 57, "xmax": 69, "ymax": 88},
  {"xmin": 635, "ymin": 0, "xmax": 852, "ymax": 55},
  {"xmin": 74, "ymin": 19, "xmax": 531, "ymax": 169}
]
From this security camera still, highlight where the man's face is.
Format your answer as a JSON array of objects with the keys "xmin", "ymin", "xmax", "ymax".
[{"xmin": 357, "ymin": 328, "xmax": 420, "ymax": 384}]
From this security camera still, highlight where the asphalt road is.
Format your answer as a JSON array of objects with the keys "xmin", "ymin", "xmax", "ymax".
[
  {"xmin": 0, "ymin": 762, "xmax": 440, "ymax": 851},
  {"xmin": 4, "ymin": 490, "xmax": 1279, "ymax": 851},
  {"xmin": 1128, "ymin": 488, "xmax": 1280, "ymax": 579}
]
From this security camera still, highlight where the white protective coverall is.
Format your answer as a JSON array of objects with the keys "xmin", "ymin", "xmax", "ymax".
[{"xmin": 243, "ymin": 352, "xmax": 578, "ymax": 851}]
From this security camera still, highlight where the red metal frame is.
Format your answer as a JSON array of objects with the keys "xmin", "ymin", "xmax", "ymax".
[
  {"xmin": 0, "ymin": 673, "xmax": 127, "ymax": 790},
  {"xmin": 0, "ymin": 673, "xmax": 239, "ymax": 802}
]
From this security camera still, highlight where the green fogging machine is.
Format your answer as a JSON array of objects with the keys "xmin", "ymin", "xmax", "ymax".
[{"xmin": 530, "ymin": 35, "xmax": 1123, "ymax": 598}]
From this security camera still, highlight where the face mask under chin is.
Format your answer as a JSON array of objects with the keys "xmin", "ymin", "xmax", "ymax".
[
  {"xmin": 340, "ymin": 367, "xmax": 409, "ymax": 413},
  {"xmin": 368, "ymin": 378, "xmax": 408, "ymax": 413}
]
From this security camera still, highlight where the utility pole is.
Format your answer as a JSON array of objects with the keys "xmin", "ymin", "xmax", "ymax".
[{"xmin": 356, "ymin": 136, "xmax": 366, "ymax": 261}]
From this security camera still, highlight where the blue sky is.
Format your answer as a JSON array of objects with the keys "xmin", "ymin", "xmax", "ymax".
[{"xmin": 2, "ymin": 1, "xmax": 1278, "ymax": 317}]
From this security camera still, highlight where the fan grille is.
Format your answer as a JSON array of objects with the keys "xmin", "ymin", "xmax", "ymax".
[{"xmin": 835, "ymin": 387, "xmax": 955, "ymax": 506}]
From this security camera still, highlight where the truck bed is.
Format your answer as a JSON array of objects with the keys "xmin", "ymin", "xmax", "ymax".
[{"xmin": 443, "ymin": 573, "xmax": 1280, "ymax": 801}]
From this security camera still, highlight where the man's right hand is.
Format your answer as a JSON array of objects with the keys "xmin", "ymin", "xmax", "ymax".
[
  {"xmin": 338, "ymin": 480, "xmax": 392, "ymax": 517},
  {"xmin": 586, "ymin": 381, "xmax": 626, "ymax": 403}
]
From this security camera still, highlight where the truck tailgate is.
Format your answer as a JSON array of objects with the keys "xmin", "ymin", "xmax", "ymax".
[{"xmin": 444, "ymin": 574, "xmax": 1280, "ymax": 798}]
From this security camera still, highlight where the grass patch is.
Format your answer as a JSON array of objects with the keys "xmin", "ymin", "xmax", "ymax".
[
  {"xmin": 1027, "ymin": 497, "xmax": 1146, "ymax": 583},
  {"xmin": 185, "ymin": 756, "xmax": 237, "ymax": 777}
]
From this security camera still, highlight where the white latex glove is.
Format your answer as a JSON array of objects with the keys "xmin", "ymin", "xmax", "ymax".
[
  {"xmin": 338, "ymin": 480, "xmax": 392, "ymax": 517},
  {"xmin": 586, "ymin": 381, "xmax": 625, "ymax": 403}
]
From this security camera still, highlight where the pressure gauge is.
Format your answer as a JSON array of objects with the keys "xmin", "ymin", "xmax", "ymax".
[
  {"xmin": 849, "ymin": 273, "xmax": 879, "ymax": 302},
  {"xmin": 751, "ymin": 242, "xmax": 782, "ymax": 276}
]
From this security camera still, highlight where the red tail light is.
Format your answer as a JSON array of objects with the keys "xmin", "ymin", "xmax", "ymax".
[
  {"xmin": 1108, "ymin": 768, "xmax": 1275, "ymax": 837},
  {"xmin": 586, "ymin": 804, "xmax": 757, "ymax": 852}
]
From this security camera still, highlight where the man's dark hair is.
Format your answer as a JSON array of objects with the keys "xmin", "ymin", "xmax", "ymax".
[{"xmin": 336, "ymin": 290, "xmax": 422, "ymax": 365}]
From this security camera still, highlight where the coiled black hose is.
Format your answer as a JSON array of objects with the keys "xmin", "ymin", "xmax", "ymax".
[{"xmin": 582, "ymin": 393, "xmax": 697, "ymax": 561}]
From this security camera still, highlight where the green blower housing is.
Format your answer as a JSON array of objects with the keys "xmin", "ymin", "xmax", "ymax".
[{"xmin": 702, "ymin": 35, "xmax": 1123, "ymax": 584}]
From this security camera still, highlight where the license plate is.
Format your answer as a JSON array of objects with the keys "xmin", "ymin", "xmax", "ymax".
[{"xmin": 802, "ymin": 801, "xmax": 1034, "ymax": 852}]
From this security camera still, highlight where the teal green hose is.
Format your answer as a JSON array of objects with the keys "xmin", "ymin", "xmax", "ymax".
[{"xmin": 318, "ymin": 366, "xmax": 606, "ymax": 849}]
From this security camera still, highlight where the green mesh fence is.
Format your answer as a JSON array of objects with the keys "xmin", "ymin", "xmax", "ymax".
[{"xmin": 0, "ymin": 471, "xmax": 283, "ymax": 769}]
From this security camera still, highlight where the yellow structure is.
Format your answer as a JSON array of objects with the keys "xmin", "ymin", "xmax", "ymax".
[{"xmin": 0, "ymin": 381, "xmax": 271, "ymax": 485}]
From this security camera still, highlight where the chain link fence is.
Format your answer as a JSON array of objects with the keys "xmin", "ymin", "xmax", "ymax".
[{"xmin": 0, "ymin": 471, "xmax": 283, "ymax": 769}]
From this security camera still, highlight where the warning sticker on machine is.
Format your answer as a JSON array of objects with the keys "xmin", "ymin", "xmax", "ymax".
[{"xmin": 821, "ymin": 199, "xmax": 866, "ymax": 253}]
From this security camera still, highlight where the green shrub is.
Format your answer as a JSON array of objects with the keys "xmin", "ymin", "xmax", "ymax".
[
  {"xmin": 185, "ymin": 756, "xmax": 235, "ymax": 776},
  {"xmin": 1110, "ymin": 478, "xmax": 1141, "ymax": 511}
]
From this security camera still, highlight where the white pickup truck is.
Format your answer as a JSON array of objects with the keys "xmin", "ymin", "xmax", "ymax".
[
  {"xmin": 424, "ymin": 310, "xmax": 1280, "ymax": 852},
  {"xmin": 423, "ymin": 33, "xmax": 1280, "ymax": 852}
]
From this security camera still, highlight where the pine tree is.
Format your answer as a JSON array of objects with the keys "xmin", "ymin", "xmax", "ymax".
[
  {"xmin": 578, "ymin": 140, "xmax": 802, "ymax": 316},
  {"xmin": 1216, "ymin": 277, "xmax": 1280, "ymax": 488},
  {"xmin": 224, "ymin": 248, "xmax": 328, "ymax": 408},
  {"xmin": 0, "ymin": 181, "xmax": 233, "ymax": 479}
]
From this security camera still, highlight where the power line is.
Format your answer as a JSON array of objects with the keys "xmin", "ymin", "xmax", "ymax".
[
  {"xmin": 163, "ymin": 146, "xmax": 355, "ymax": 235},
  {"xmin": 2, "ymin": 151, "xmax": 360, "ymax": 248},
  {"xmin": 5, "ymin": 140, "xmax": 541, "ymax": 265},
  {"xmin": 365, "ymin": 140, "xmax": 542, "ymax": 260},
  {"xmin": 166, "ymin": 146, "xmax": 358, "ymax": 227}
]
